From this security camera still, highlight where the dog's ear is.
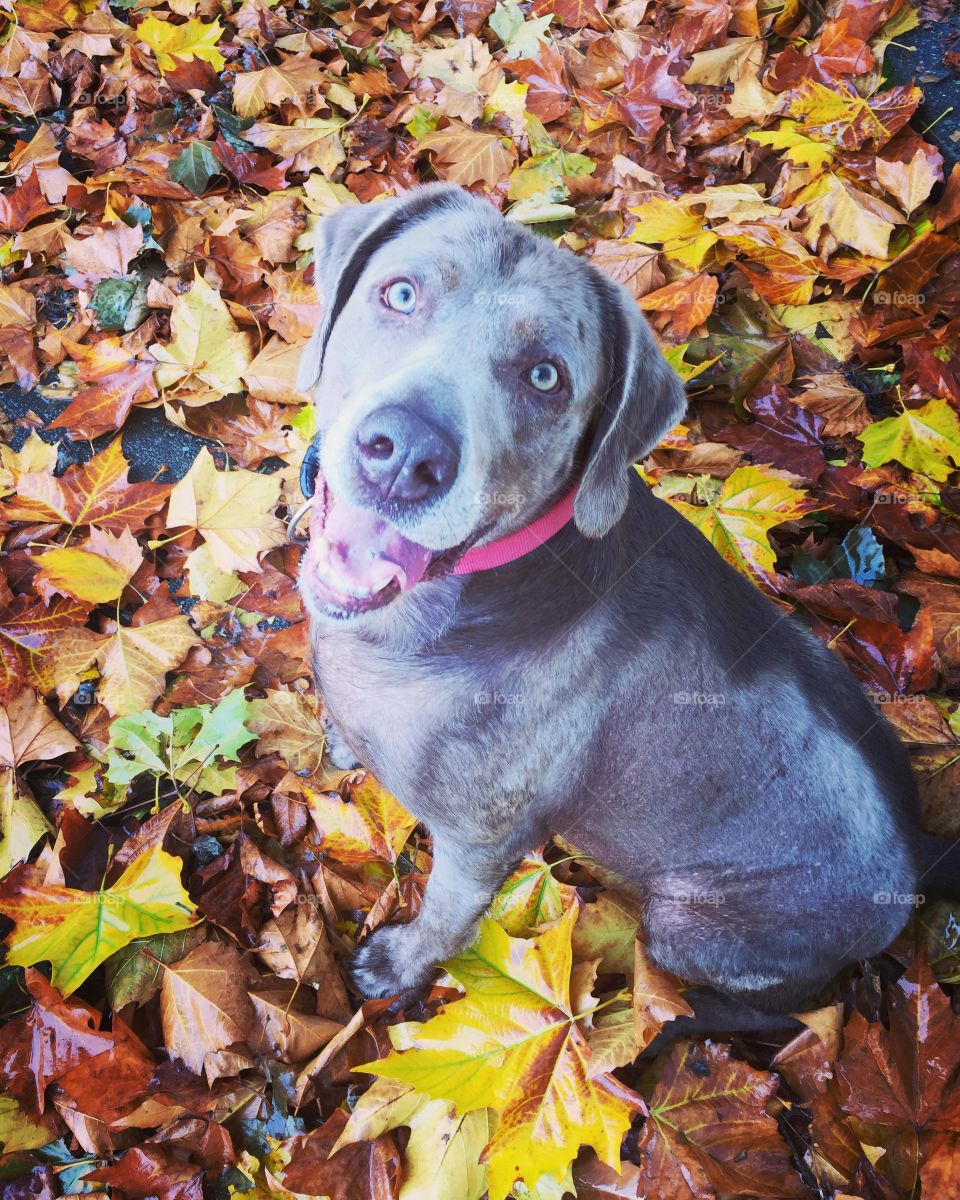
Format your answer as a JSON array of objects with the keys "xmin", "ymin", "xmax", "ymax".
[
  {"xmin": 296, "ymin": 201, "xmax": 389, "ymax": 393},
  {"xmin": 297, "ymin": 185, "xmax": 466, "ymax": 393},
  {"xmin": 573, "ymin": 271, "xmax": 688, "ymax": 538}
]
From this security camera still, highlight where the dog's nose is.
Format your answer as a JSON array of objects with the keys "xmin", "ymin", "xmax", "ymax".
[{"xmin": 355, "ymin": 406, "xmax": 459, "ymax": 504}]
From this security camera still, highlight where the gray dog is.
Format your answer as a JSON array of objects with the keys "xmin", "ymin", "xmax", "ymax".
[{"xmin": 294, "ymin": 183, "xmax": 942, "ymax": 1033}]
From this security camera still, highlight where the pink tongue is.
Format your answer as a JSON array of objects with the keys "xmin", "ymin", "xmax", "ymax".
[{"xmin": 312, "ymin": 491, "xmax": 434, "ymax": 594}]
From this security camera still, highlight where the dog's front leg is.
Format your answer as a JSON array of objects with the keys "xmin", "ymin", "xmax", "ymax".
[{"xmin": 351, "ymin": 833, "xmax": 518, "ymax": 998}]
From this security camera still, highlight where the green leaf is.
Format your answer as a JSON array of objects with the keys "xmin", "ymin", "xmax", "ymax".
[
  {"xmin": 105, "ymin": 689, "xmax": 255, "ymax": 797},
  {"xmin": 489, "ymin": 1, "xmax": 552, "ymax": 60},
  {"xmin": 0, "ymin": 845, "xmax": 200, "ymax": 995},
  {"xmin": 170, "ymin": 141, "xmax": 223, "ymax": 196},
  {"xmin": 91, "ymin": 277, "xmax": 139, "ymax": 331},
  {"xmin": 406, "ymin": 106, "xmax": 440, "ymax": 140},
  {"xmin": 211, "ymin": 101, "xmax": 256, "ymax": 151},
  {"xmin": 105, "ymin": 925, "xmax": 207, "ymax": 1009},
  {"xmin": 858, "ymin": 399, "xmax": 960, "ymax": 482}
]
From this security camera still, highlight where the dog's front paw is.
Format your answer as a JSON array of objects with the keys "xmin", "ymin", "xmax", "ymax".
[
  {"xmin": 350, "ymin": 925, "xmax": 436, "ymax": 998},
  {"xmin": 323, "ymin": 720, "xmax": 362, "ymax": 770}
]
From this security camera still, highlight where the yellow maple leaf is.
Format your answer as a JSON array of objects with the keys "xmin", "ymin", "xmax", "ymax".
[
  {"xmin": 150, "ymin": 272, "xmax": 255, "ymax": 403},
  {"xmin": 746, "ymin": 122, "xmax": 836, "ymax": 173},
  {"xmin": 359, "ymin": 909, "xmax": 639, "ymax": 1200},
  {"xmin": 94, "ymin": 614, "xmax": 199, "ymax": 717},
  {"xmin": 0, "ymin": 844, "xmax": 200, "ymax": 995},
  {"xmin": 137, "ymin": 15, "xmax": 225, "ymax": 74},
  {"xmin": 797, "ymin": 173, "xmax": 902, "ymax": 260},
  {"xmin": 305, "ymin": 773, "xmax": 417, "ymax": 865},
  {"xmin": 858, "ymin": 399, "xmax": 960, "ymax": 482},
  {"xmin": 35, "ymin": 526, "xmax": 142, "ymax": 604},
  {"xmin": 669, "ymin": 465, "xmax": 812, "ymax": 578},
  {"xmin": 166, "ymin": 447, "xmax": 286, "ymax": 586},
  {"xmin": 332, "ymin": 1077, "xmax": 493, "ymax": 1200},
  {"xmin": 628, "ymin": 196, "xmax": 718, "ymax": 270}
]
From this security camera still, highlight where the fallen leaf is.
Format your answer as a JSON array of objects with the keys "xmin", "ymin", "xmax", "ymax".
[
  {"xmin": 35, "ymin": 527, "xmax": 143, "ymax": 604},
  {"xmin": 305, "ymin": 773, "xmax": 417, "ymax": 865},
  {"xmin": 669, "ymin": 465, "xmax": 813, "ymax": 578},
  {"xmin": 0, "ymin": 846, "xmax": 200, "ymax": 995},
  {"xmin": 150, "ymin": 272, "xmax": 255, "ymax": 403},
  {"xmin": 361, "ymin": 909, "xmax": 639, "ymax": 1200}
]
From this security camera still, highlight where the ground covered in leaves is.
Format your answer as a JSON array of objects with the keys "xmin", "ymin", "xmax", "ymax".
[{"xmin": 0, "ymin": 0, "xmax": 959, "ymax": 1197}]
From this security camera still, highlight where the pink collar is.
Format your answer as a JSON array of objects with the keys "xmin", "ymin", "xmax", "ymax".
[{"xmin": 452, "ymin": 485, "xmax": 578, "ymax": 575}]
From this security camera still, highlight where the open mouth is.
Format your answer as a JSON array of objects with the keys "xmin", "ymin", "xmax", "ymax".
[{"xmin": 297, "ymin": 479, "xmax": 474, "ymax": 618}]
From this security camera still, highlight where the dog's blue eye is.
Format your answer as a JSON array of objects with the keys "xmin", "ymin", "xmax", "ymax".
[
  {"xmin": 529, "ymin": 362, "xmax": 559, "ymax": 392},
  {"xmin": 384, "ymin": 280, "xmax": 417, "ymax": 314}
]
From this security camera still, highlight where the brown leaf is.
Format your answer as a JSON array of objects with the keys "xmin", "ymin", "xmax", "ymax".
[
  {"xmin": 837, "ymin": 955, "xmax": 960, "ymax": 1197},
  {"xmin": 637, "ymin": 1040, "xmax": 808, "ymax": 1198},
  {"xmin": 160, "ymin": 939, "xmax": 256, "ymax": 1081},
  {"xmin": 281, "ymin": 1107, "xmax": 401, "ymax": 1200}
]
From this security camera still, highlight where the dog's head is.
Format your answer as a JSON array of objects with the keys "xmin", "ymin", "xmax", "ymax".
[{"xmin": 296, "ymin": 184, "xmax": 686, "ymax": 620}]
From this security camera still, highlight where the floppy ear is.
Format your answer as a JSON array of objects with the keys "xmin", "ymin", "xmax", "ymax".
[
  {"xmin": 296, "ymin": 185, "xmax": 466, "ymax": 393},
  {"xmin": 296, "ymin": 201, "xmax": 389, "ymax": 393},
  {"xmin": 573, "ymin": 271, "xmax": 688, "ymax": 538}
]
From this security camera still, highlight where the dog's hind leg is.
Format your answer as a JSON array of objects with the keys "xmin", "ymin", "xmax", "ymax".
[
  {"xmin": 350, "ymin": 830, "xmax": 522, "ymax": 998},
  {"xmin": 641, "ymin": 876, "xmax": 846, "ymax": 1030},
  {"xmin": 639, "ymin": 986, "xmax": 804, "ymax": 1058}
]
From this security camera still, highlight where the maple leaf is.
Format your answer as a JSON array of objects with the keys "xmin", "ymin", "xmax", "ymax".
[
  {"xmin": 247, "ymin": 688, "xmax": 327, "ymax": 775},
  {"xmin": 35, "ymin": 527, "xmax": 143, "ymax": 605},
  {"xmin": 746, "ymin": 121, "xmax": 836, "ymax": 172},
  {"xmin": 0, "ymin": 689, "xmax": 78, "ymax": 768},
  {"xmin": 628, "ymin": 196, "xmax": 718, "ymax": 270},
  {"xmin": 419, "ymin": 121, "xmax": 516, "ymax": 188},
  {"xmin": 876, "ymin": 146, "xmax": 940, "ymax": 214},
  {"xmin": 62, "ymin": 221, "xmax": 143, "ymax": 285},
  {"xmin": 0, "ymin": 167, "xmax": 52, "ymax": 232},
  {"xmin": 682, "ymin": 36, "xmax": 763, "ymax": 85},
  {"xmin": 490, "ymin": 851, "xmax": 578, "ymax": 936},
  {"xmin": 788, "ymin": 79, "xmax": 921, "ymax": 150},
  {"xmin": 669, "ymin": 465, "xmax": 813, "ymax": 578},
  {"xmin": 637, "ymin": 273, "xmax": 718, "ymax": 340},
  {"xmin": 0, "ymin": 969, "xmax": 114, "ymax": 1115},
  {"xmin": 106, "ymin": 687, "xmax": 255, "ymax": 797},
  {"xmin": 150, "ymin": 272, "xmax": 255, "ymax": 403},
  {"xmin": 93, "ymin": 613, "xmax": 199, "ymax": 717},
  {"xmin": 837, "ymin": 955, "xmax": 960, "ymax": 1196},
  {"xmin": 0, "ymin": 845, "xmax": 200, "ymax": 995},
  {"xmin": 858, "ymin": 399, "xmax": 960, "ymax": 482},
  {"xmin": 166, "ymin": 447, "xmax": 286, "ymax": 587},
  {"xmin": 2, "ymin": 439, "xmax": 171, "ymax": 533},
  {"xmin": 232, "ymin": 56, "xmax": 327, "ymax": 119},
  {"xmin": 359, "ymin": 909, "xmax": 639, "ymax": 1200},
  {"xmin": 159, "ymin": 938, "xmax": 255, "ymax": 1081},
  {"xmin": 637, "ymin": 1040, "xmax": 807, "ymax": 1197},
  {"xmin": 50, "ymin": 337, "xmax": 159, "ymax": 440},
  {"xmin": 798, "ymin": 173, "xmax": 903, "ymax": 260},
  {"xmin": 0, "ymin": 691, "xmax": 72, "ymax": 874},
  {"xmin": 137, "ymin": 15, "xmax": 225, "ymax": 74},
  {"xmin": 334, "ymin": 1076, "xmax": 492, "ymax": 1200},
  {"xmin": 305, "ymin": 773, "xmax": 417, "ymax": 865},
  {"xmin": 280, "ymin": 1107, "xmax": 401, "ymax": 1200},
  {"xmin": 490, "ymin": 1, "xmax": 552, "ymax": 60}
]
